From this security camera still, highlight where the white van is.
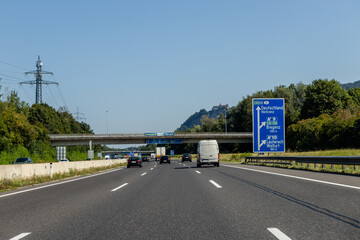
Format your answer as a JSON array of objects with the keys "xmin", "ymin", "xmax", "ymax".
[{"xmin": 197, "ymin": 140, "xmax": 220, "ymax": 167}]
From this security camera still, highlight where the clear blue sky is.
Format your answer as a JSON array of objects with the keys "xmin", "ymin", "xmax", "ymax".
[{"xmin": 1, "ymin": 0, "xmax": 359, "ymax": 134}]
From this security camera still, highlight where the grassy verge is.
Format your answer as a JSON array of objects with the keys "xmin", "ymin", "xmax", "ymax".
[
  {"xmin": 220, "ymin": 150, "xmax": 360, "ymax": 176},
  {"xmin": 0, "ymin": 162, "xmax": 126, "ymax": 193}
]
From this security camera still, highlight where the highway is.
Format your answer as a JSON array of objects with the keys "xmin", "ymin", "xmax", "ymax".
[{"xmin": 0, "ymin": 160, "xmax": 359, "ymax": 240}]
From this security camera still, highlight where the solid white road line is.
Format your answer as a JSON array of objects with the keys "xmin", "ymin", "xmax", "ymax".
[
  {"xmin": 9, "ymin": 233, "xmax": 31, "ymax": 240},
  {"xmin": 0, "ymin": 168, "xmax": 124, "ymax": 199},
  {"xmin": 209, "ymin": 180, "xmax": 222, "ymax": 188},
  {"xmin": 195, "ymin": 170, "xmax": 201, "ymax": 174},
  {"xmin": 223, "ymin": 165, "xmax": 360, "ymax": 190},
  {"xmin": 267, "ymin": 228, "xmax": 292, "ymax": 240},
  {"xmin": 141, "ymin": 172, "xmax": 147, "ymax": 176},
  {"xmin": 111, "ymin": 183, "xmax": 128, "ymax": 192}
]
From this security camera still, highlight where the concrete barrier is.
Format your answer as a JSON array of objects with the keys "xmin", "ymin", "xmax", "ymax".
[{"xmin": 0, "ymin": 159, "xmax": 127, "ymax": 180}]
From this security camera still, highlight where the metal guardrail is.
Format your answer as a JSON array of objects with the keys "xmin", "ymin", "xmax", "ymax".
[{"xmin": 245, "ymin": 156, "xmax": 360, "ymax": 171}]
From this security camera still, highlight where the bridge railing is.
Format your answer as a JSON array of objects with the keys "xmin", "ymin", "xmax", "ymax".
[{"xmin": 245, "ymin": 156, "xmax": 360, "ymax": 171}]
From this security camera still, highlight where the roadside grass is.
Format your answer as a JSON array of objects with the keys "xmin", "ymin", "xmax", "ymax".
[
  {"xmin": 0, "ymin": 163, "xmax": 126, "ymax": 193},
  {"xmin": 220, "ymin": 150, "xmax": 360, "ymax": 176}
]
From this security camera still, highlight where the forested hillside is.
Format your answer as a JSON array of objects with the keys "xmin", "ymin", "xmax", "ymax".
[
  {"xmin": 341, "ymin": 80, "xmax": 360, "ymax": 90},
  {"xmin": 177, "ymin": 79, "xmax": 360, "ymax": 152},
  {"xmin": 0, "ymin": 90, "xmax": 93, "ymax": 164},
  {"xmin": 177, "ymin": 104, "xmax": 229, "ymax": 131}
]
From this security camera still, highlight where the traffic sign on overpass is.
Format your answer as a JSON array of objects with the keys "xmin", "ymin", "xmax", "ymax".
[
  {"xmin": 146, "ymin": 139, "xmax": 183, "ymax": 144},
  {"xmin": 252, "ymin": 98, "xmax": 285, "ymax": 153}
]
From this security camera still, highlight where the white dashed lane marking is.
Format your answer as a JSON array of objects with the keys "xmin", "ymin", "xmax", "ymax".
[
  {"xmin": 10, "ymin": 233, "xmax": 31, "ymax": 240},
  {"xmin": 267, "ymin": 228, "xmax": 292, "ymax": 240},
  {"xmin": 111, "ymin": 183, "xmax": 128, "ymax": 192},
  {"xmin": 209, "ymin": 180, "xmax": 222, "ymax": 188}
]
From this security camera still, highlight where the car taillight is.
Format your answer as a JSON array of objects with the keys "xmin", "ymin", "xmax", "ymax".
[
  {"xmin": 218, "ymin": 153, "xmax": 220, "ymax": 160},
  {"xmin": 137, "ymin": 160, "xmax": 141, "ymax": 162},
  {"xmin": 198, "ymin": 154, "xmax": 200, "ymax": 159}
]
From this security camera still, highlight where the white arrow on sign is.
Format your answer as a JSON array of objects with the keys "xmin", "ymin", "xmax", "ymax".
[
  {"xmin": 257, "ymin": 106, "xmax": 266, "ymax": 151},
  {"xmin": 259, "ymin": 140, "xmax": 266, "ymax": 148}
]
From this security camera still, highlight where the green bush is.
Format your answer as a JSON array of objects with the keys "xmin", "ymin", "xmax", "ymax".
[{"xmin": 0, "ymin": 145, "xmax": 30, "ymax": 164}]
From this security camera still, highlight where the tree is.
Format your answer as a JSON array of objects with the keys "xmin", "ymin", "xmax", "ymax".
[
  {"xmin": 348, "ymin": 88, "xmax": 360, "ymax": 106},
  {"xmin": 228, "ymin": 90, "xmax": 274, "ymax": 132},
  {"xmin": 301, "ymin": 79, "xmax": 350, "ymax": 119},
  {"xmin": 274, "ymin": 83, "xmax": 306, "ymax": 126}
]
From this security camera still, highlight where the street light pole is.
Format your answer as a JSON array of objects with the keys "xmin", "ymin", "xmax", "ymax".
[
  {"xmin": 106, "ymin": 110, "xmax": 109, "ymax": 134},
  {"xmin": 225, "ymin": 111, "xmax": 227, "ymax": 134}
]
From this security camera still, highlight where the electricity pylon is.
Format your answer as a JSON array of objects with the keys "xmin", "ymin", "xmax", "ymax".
[
  {"xmin": 20, "ymin": 56, "xmax": 58, "ymax": 104},
  {"xmin": 73, "ymin": 107, "xmax": 86, "ymax": 122}
]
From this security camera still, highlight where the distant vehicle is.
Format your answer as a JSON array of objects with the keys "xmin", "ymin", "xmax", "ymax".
[
  {"xmin": 12, "ymin": 157, "xmax": 33, "ymax": 164},
  {"xmin": 159, "ymin": 155, "xmax": 170, "ymax": 164},
  {"xmin": 197, "ymin": 140, "xmax": 220, "ymax": 167},
  {"xmin": 142, "ymin": 156, "xmax": 149, "ymax": 162},
  {"xmin": 151, "ymin": 153, "xmax": 156, "ymax": 160},
  {"xmin": 59, "ymin": 159, "xmax": 70, "ymax": 162},
  {"xmin": 105, "ymin": 155, "xmax": 110, "ymax": 160},
  {"xmin": 182, "ymin": 153, "xmax": 192, "ymax": 162},
  {"xmin": 113, "ymin": 154, "xmax": 120, "ymax": 159},
  {"xmin": 127, "ymin": 157, "xmax": 142, "ymax": 168},
  {"xmin": 156, "ymin": 147, "xmax": 166, "ymax": 161}
]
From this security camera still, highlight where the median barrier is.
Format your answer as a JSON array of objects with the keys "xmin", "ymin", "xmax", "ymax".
[{"xmin": 0, "ymin": 159, "xmax": 127, "ymax": 180}]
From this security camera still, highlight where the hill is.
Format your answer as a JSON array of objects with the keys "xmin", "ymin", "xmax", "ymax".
[
  {"xmin": 177, "ymin": 104, "xmax": 229, "ymax": 131},
  {"xmin": 341, "ymin": 80, "xmax": 360, "ymax": 90}
]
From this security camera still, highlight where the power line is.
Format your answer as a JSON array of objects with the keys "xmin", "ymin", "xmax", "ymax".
[
  {"xmin": 19, "ymin": 85, "xmax": 33, "ymax": 103},
  {"xmin": 0, "ymin": 59, "xmax": 28, "ymax": 70},
  {"xmin": 0, "ymin": 69, "xmax": 24, "ymax": 74},
  {"xmin": 45, "ymin": 85, "xmax": 59, "ymax": 107},
  {"xmin": 0, "ymin": 42, "xmax": 37, "ymax": 57},
  {"xmin": 20, "ymin": 56, "xmax": 58, "ymax": 104},
  {"xmin": 56, "ymin": 85, "xmax": 68, "ymax": 110},
  {"xmin": 0, "ymin": 72, "xmax": 25, "ymax": 82}
]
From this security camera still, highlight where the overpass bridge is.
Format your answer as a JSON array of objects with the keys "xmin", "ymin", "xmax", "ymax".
[{"xmin": 49, "ymin": 133, "xmax": 253, "ymax": 146}]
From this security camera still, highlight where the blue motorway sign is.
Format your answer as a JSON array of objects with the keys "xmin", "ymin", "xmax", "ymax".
[
  {"xmin": 252, "ymin": 98, "xmax": 285, "ymax": 153},
  {"xmin": 144, "ymin": 132, "xmax": 175, "ymax": 136},
  {"xmin": 130, "ymin": 151, "xmax": 134, "ymax": 157},
  {"xmin": 146, "ymin": 139, "xmax": 183, "ymax": 144},
  {"xmin": 170, "ymin": 150, "xmax": 174, "ymax": 156}
]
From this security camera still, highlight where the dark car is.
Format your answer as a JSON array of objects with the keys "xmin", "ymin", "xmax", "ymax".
[
  {"xmin": 127, "ymin": 157, "xmax": 142, "ymax": 168},
  {"xmin": 141, "ymin": 156, "xmax": 149, "ymax": 162},
  {"xmin": 182, "ymin": 153, "xmax": 192, "ymax": 162},
  {"xmin": 13, "ymin": 157, "xmax": 33, "ymax": 164},
  {"xmin": 160, "ymin": 155, "xmax": 170, "ymax": 164}
]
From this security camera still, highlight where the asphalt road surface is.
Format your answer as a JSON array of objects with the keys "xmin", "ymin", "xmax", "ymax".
[{"xmin": 1, "ymin": 160, "xmax": 359, "ymax": 240}]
